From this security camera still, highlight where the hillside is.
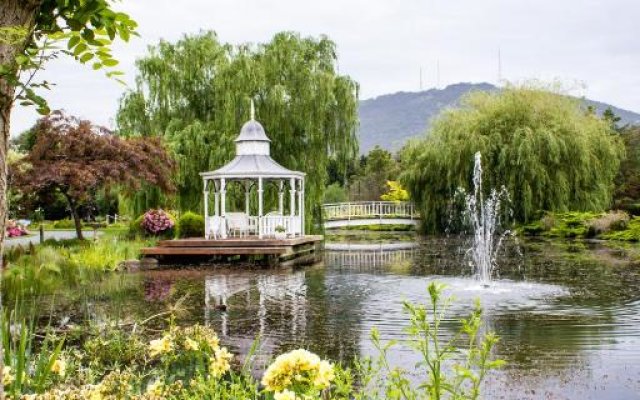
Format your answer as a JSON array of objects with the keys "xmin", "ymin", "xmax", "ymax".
[{"xmin": 358, "ymin": 82, "xmax": 640, "ymax": 153}]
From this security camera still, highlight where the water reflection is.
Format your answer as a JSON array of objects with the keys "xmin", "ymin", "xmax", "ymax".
[{"xmin": 204, "ymin": 272, "xmax": 307, "ymax": 338}]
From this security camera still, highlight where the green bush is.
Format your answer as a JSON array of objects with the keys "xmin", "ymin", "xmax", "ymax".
[
  {"xmin": 52, "ymin": 219, "xmax": 77, "ymax": 229},
  {"xmin": 128, "ymin": 215, "xmax": 145, "ymax": 238},
  {"xmin": 176, "ymin": 212, "xmax": 205, "ymax": 238},
  {"xmin": 602, "ymin": 217, "xmax": 640, "ymax": 241}
]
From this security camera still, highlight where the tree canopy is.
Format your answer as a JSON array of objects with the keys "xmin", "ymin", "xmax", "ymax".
[
  {"xmin": 348, "ymin": 146, "xmax": 400, "ymax": 201},
  {"xmin": 615, "ymin": 125, "xmax": 640, "ymax": 212},
  {"xmin": 401, "ymin": 85, "xmax": 624, "ymax": 233},
  {"xmin": 116, "ymin": 31, "xmax": 359, "ymax": 227},
  {"xmin": 11, "ymin": 112, "xmax": 174, "ymax": 239}
]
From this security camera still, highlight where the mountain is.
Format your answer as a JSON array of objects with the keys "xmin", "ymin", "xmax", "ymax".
[{"xmin": 357, "ymin": 82, "xmax": 640, "ymax": 153}]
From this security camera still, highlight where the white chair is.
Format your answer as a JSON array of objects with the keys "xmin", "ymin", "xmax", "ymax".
[
  {"xmin": 207, "ymin": 216, "xmax": 223, "ymax": 239},
  {"xmin": 226, "ymin": 212, "xmax": 250, "ymax": 237}
]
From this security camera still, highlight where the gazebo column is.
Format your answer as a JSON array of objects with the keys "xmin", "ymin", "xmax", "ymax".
[
  {"xmin": 278, "ymin": 181, "xmax": 284, "ymax": 215},
  {"xmin": 203, "ymin": 179, "xmax": 209, "ymax": 239},
  {"xmin": 289, "ymin": 178, "xmax": 296, "ymax": 235},
  {"xmin": 258, "ymin": 177, "xmax": 264, "ymax": 238},
  {"xmin": 220, "ymin": 178, "xmax": 227, "ymax": 239},
  {"xmin": 244, "ymin": 181, "xmax": 251, "ymax": 215},
  {"xmin": 214, "ymin": 183, "xmax": 220, "ymax": 217},
  {"xmin": 298, "ymin": 178, "xmax": 304, "ymax": 236}
]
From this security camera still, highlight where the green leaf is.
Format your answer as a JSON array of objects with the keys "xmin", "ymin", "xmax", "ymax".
[
  {"xmin": 102, "ymin": 59, "xmax": 118, "ymax": 67},
  {"xmin": 15, "ymin": 54, "xmax": 29, "ymax": 65},
  {"xmin": 81, "ymin": 28, "xmax": 95, "ymax": 42},
  {"xmin": 73, "ymin": 42, "xmax": 87, "ymax": 56},
  {"xmin": 80, "ymin": 52, "xmax": 94, "ymax": 63},
  {"xmin": 119, "ymin": 28, "xmax": 130, "ymax": 42},
  {"xmin": 67, "ymin": 35, "xmax": 80, "ymax": 50},
  {"xmin": 92, "ymin": 62, "xmax": 102, "ymax": 70}
]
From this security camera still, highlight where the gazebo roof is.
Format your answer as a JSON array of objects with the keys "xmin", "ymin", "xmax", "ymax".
[
  {"xmin": 202, "ymin": 154, "xmax": 304, "ymax": 179},
  {"xmin": 200, "ymin": 114, "xmax": 304, "ymax": 180}
]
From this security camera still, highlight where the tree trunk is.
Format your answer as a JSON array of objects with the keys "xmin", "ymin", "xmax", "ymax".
[
  {"xmin": 62, "ymin": 194, "xmax": 84, "ymax": 240},
  {"xmin": 0, "ymin": 2, "xmax": 41, "ymax": 398}
]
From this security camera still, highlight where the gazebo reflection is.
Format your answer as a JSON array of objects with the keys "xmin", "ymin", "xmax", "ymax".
[{"xmin": 204, "ymin": 271, "xmax": 307, "ymax": 338}]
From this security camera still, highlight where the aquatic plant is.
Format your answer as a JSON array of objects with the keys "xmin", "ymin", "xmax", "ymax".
[
  {"xmin": 1, "ymin": 311, "xmax": 65, "ymax": 398},
  {"xmin": 2, "ymin": 235, "xmax": 152, "ymax": 301},
  {"xmin": 520, "ymin": 211, "xmax": 639, "ymax": 241}
]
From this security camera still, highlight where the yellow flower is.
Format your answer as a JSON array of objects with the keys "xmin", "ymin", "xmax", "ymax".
[
  {"xmin": 149, "ymin": 335, "xmax": 173, "ymax": 357},
  {"xmin": 209, "ymin": 347, "xmax": 233, "ymax": 378},
  {"xmin": 207, "ymin": 335, "xmax": 220, "ymax": 350},
  {"xmin": 146, "ymin": 380, "xmax": 164, "ymax": 395},
  {"xmin": 274, "ymin": 389, "xmax": 297, "ymax": 400},
  {"xmin": 3, "ymin": 366, "xmax": 14, "ymax": 386},
  {"xmin": 261, "ymin": 349, "xmax": 323, "ymax": 392},
  {"xmin": 50, "ymin": 358, "xmax": 66, "ymax": 376},
  {"xmin": 313, "ymin": 360, "xmax": 335, "ymax": 389},
  {"xmin": 184, "ymin": 338, "xmax": 199, "ymax": 351}
]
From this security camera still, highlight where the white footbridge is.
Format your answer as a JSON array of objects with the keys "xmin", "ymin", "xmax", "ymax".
[{"xmin": 322, "ymin": 201, "xmax": 419, "ymax": 229}]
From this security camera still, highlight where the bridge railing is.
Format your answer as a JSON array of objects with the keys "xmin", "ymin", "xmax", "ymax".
[{"xmin": 322, "ymin": 201, "xmax": 417, "ymax": 221}]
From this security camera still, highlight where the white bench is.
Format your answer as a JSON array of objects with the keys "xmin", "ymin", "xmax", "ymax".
[{"xmin": 226, "ymin": 212, "xmax": 250, "ymax": 237}]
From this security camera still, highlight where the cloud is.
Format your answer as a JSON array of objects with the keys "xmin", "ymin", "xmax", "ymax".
[{"xmin": 10, "ymin": 0, "xmax": 640, "ymax": 135}]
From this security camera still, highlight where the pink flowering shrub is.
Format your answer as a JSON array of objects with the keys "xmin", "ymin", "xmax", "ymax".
[
  {"xmin": 141, "ymin": 209, "xmax": 174, "ymax": 235},
  {"xmin": 6, "ymin": 220, "xmax": 29, "ymax": 238},
  {"xmin": 7, "ymin": 226, "xmax": 27, "ymax": 238}
]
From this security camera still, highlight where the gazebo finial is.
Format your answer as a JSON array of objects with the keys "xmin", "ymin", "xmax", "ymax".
[{"xmin": 250, "ymin": 99, "xmax": 255, "ymax": 120}]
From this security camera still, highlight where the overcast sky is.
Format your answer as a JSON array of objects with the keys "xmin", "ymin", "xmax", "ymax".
[{"xmin": 9, "ymin": 0, "xmax": 640, "ymax": 135}]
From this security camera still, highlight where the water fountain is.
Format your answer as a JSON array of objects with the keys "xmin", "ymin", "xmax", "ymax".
[{"xmin": 464, "ymin": 152, "xmax": 511, "ymax": 284}]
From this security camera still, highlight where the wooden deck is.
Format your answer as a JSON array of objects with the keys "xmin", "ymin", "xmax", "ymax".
[{"xmin": 141, "ymin": 235, "xmax": 323, "ymax": 267}]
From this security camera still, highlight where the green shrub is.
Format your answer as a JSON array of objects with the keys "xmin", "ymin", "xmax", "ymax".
[
  {"xmin": 52, "ymin": 219, "xmax": 77, "ymax": 229},
  {"xmin": 602, "ymin": 217, "xmax": 640, "ymax": 241},
  {"xmin": 176, "ymin": 211, "xmax": 205, "ymax": 238},
  {"xmin": 128, "ymin": 215, "xmax": 145, "ymax": 238}
]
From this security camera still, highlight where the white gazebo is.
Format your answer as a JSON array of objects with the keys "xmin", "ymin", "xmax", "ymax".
[{"xmin": 200, "ymin": 108, "xmax": 305, "ymax": 239}]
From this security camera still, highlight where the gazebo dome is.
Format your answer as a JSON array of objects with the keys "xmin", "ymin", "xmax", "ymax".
[
  {"xmin": 235, "ymin": 119, "xmax": 271, "ymax": 156},
  {"xmin": 200, "ymin": 113, "xmax": 304, "ymax": 179},
  {"xmin": 236, "ymin": 120, "xmax": 271, "ymax": 143}
]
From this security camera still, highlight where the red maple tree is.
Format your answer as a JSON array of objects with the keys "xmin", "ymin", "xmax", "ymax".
[{"xmin": 11, "ymin": 111, "xmax": 175, "ymax": 239}]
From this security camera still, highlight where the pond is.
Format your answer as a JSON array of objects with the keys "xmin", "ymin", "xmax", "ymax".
[{"xmin": 19, "ymin": 233, "xmax": 640, "ymax": 399}]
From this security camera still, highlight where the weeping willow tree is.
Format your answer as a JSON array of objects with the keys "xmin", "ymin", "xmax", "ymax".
[
  {"xmin": 401, "ymin": 85, "xmax": 624, "ymax": 233},
  {"xmin": 116, "ymin": 31, "xmax": 359, "ymax": 228}
]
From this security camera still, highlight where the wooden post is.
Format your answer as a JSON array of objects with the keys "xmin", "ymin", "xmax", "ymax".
[{"xmin": 39, "ymin": 224, "xmax": 44, "ymax": 244}]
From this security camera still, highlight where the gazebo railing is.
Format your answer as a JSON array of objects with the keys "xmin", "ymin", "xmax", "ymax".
[
  {"xmin": 322, "ymin": 201, "xmax": 417, "ymax": 221},
  {"xmin": 206, "ymin": 214, "xmax": 302, "ymax": 239},
  {"xmin": 262, "ymin": 215, "xmax": 301, "ymax": 237}
]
